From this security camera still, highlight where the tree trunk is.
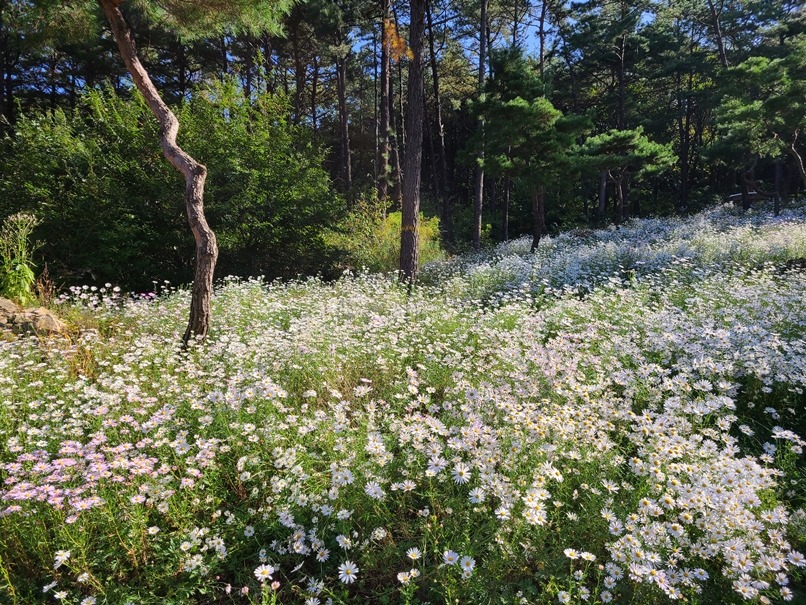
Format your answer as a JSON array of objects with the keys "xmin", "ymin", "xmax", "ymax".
[
  {"xmin": 98, "ymin": 0, "xmax": 218, "ymax": 344},
  {"xmin": 615, "ymin": 171, "xmax": 626, "ymax": 222},
  {"xmin": 377, "ymin": 0, "xmax": 391, "ymax": 203},
  {"xmin": 676, "ymin": 72, "xmax": 690, "ymax": 212},
  {"xmin": 774, "ymin": 158, "xmax": 783, "ymax": 216},
  {"xmin": 426, "ymin": 1, "xmax": 449, "ymax": 197},
  {"xmin": 627, "ymin": 176, "xmax": 638, "ymax": 218},
  {"xmin": 706, "ymin": 0, "xmax": 729, "ymax": 68},
  {"xmin": 311, "ymin": 54, "xmax": 319, "ymax": 137},
  {"xmin": 292, "ymin": 33, "xmax": 305, "ymax": 124},
  {"xmin": 261, "ymin": 34, "xmax": 274, "ymax": 93},
  {"xmin": 0, "ymin": 1, "xmax": 5, "ymax": 126},
  {"xmin": 425, "ymin": 94, "xmax": 439, "ymax": 196},
  {"xmin": 243, "ymin": 36, "xmax": 253, "ymax": 101},
  {"xmin": 530, "ymin": 187, "xmax": 545, "ymax": 252},
  {"xmin": 426, "ymin": 0, "xmax": 451, "ymax": 240},
  {"xmin": 538, "ymin": 0, "xmax": 549, "ymax": 78},
  {"xmin": 597, "ymin": 170, "xmax": 608, "ymax": 219},
  {"xmin": 390, "ymin": 72, "xmax": 404, "ymax": 208},
  {"xmin": 472, "ymin": 0, "xmax": 488, "ymax": 251},
  {"xmin": 616, "ymin": 35, "xmax": 626, "ymax": 130},
  {"xmin": 399, "ymin": 0, "xmax": 426, "ymax": 285},
  {"xmin": 503, "ymin": 175, "xmax": 510, "ymax": 241},
  {"xmin": 176, "ymin": 43, "xmax": 188, "ymax": 102},
  {"xmin": 336, "ymin": 54, "xmax": 353, "ymax": 208},
  {"xmin": 739, "ymin": 169, "xmax": 751, "ymax": 210},
  {"xmin": 787, "ymin": 132, "xmax": 806, "ymax": 191}
]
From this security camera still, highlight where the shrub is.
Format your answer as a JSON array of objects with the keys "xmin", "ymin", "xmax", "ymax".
[
  {"xmin": 330, "ymin": 199, "xmax": 445, "ymax": 274},
  {"xmin": 0, "ymin": 212, "xmax": 40, "ymax": 305},
  {"xmin": 0, "ymin": 84, "xmax": 343, "ymax": 290}
]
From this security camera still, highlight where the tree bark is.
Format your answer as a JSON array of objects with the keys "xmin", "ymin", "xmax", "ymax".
[
  {"xmin": 426, "ymin": 0, "xmax": 451, "ymax": 240},
  {"xmin": 615, "ymin": 170, "xmax": 627, "ymax": 222},
  {"xmin": 787, "ymin": 131, "xmax": 806, "ymax": 191},
  {"xmin": 389, "ymin": 71, "xmax": 404, "ymax": 208},
  {"xmin": 739, "ymin": 169, "xmax": 751, "ymax": 210},
  {"xmin": 336, "ymin": 54, "xmax": 353, "ymax": 208},
  {"xmin": 426, "ymin": 0, "xmax": 449, "ymax": 197},
  {"xmin": 377, "ymin": 0, "xmax": 391, "ymax": 203},
  {"xmin": 311, "ymin": 54, "xmax": 319, "ymax": 137},
  {"xmin": 774, "ymin": 158, "xmax": 782, "ymax": 216},
  {"xmin": 530, "ymin": 187, "xmax": 545, "ymax": 252},
  {"xmin": 399, "ymin": 0, "xmax": 426, "ymax": 285},
  {"xmin": 472, "ymin": 0, "xmax": 488, "ymax": 250},
  {"xmin": 597, "ymin": 170, "xmax": 608, "ymax": 219},
  {"xmin": 538, "ymin": 0, "xmax": 549, "ymax": 78},
  {"xmin": 98, "ymin": 0, "xmax": 218, "ymax": 343},
  {"xmin": 292, "ymin": 32, "xmax": 305, "ymax": 124},
  {"xmin": 503, "ymin": 175, "xmax": 510, "ymax": 241},
  {"xmin": 706, "ymin": 0, "xmax": 729, "ymax": 68},
  {"xmin": 243, "ymin": 36, "xmax": 253, "ymax": 100}
]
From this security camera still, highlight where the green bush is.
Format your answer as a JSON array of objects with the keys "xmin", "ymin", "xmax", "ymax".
[
  {"xmin": 329, "ymin": 200, "xmax": 445, "ymax": 273},
  {"xmin": 0, "ymin": 212, "xmax": 40, "ymax": 305},
  {"xmin": 0, "ymin": 84, "xmax": 343, "ymax": 290}
]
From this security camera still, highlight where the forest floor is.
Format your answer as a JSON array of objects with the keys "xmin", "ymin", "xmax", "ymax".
[{"xmin": 1, "ymin": 203, "xmax": 806, "ymax": 605}]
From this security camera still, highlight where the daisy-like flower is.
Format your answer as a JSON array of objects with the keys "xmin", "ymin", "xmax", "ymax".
[
  {"xmin": 406, "ymin": 547, "xmax": 421, "ymax": 561},
  {"xmin": 54, "ymin": 550, "xmax": 71, "ymax": 569},
  {"xmin": 364, "ymin": 481, "xmax": 384, "ymax": 500},
  {"xmin": 81, "ymin": 597, "xmax": 96, "ymax": 605},
  {"xmin": 459, "ymin": 555, "xmax": 475, "ymax": 573},
  {"xmin": 397, "ymin": 571, "xmax": 411, "ymax": 584},
  {"xmin": 495, "ymin": 506, "xmax": 511, "ymax": 521},
  {"xmin": 443, "ymin": 550, "xmax": 459, "ymax": 565},
  {"xmin": 254, "ymin": 564, "xmax": 275, "ymax": 582},
  {"xmin": 564, "ymin": 548, "xmax": 579, "ymax": 560},
  {"xmin": 452, "ymin": 463, "xmax": 471, "ymax": 484},
  {"xmin": 316, "ymin": 549, "xmax": 330, "ymax": 562},
  {"xmin": 580, "ymin": 552, "xmax": 596, "ymax": 561},
  {"xmin": 147, "ymin": 526, "xmax": 160, "ymax": 535},
  {"xmin": 468, "ymin": 487, "xmax": 485, "ymax": 503},
  {"xmin": 244, "ymin": 525, "xmax": 255, "ymax": 537},
  {"xmin": 787, "ymin": 552, "xmax": 806, "ymax": 567},
  {"xmin": 558, "ymin": 591, "xmax": 571, "ymax": 604},
  {"xmin": 338, "ymin": 560, "xmax": 359, "ymax": 584}
]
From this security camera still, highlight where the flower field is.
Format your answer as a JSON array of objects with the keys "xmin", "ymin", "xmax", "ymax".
[{"xmin": 2, "ymin": 205, "xmax": 806, "ymax": 605}]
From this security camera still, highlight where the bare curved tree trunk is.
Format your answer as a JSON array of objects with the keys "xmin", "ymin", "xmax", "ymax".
[{"xmin": 98, "ymin": 0, "xmax": 218, "ymax": 344}]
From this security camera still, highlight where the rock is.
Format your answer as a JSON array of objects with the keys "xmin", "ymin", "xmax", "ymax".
[
  {"xmin": 0, "ymin": 297, "xmax": 67, "ymax": 336},
  {"xmin": 9, "ymin": 308, "xmax": 67, "ymax": 335},
  {"xmin": 0, "ymin": 297, "xmax": 20, "ymax": 315},
  {"xmin": 30, "ymin": 309, "xmax": 67, "ymax": 334}
]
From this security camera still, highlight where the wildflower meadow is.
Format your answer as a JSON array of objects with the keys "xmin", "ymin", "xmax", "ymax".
[{"xmin": 2, "ymin": 204, "xmax": 806, "ymax": 605}]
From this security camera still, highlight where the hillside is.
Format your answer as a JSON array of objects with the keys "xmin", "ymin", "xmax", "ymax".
[{"xmin": 1, "ymin": 205, "xmax": 806, "ymax": 604}]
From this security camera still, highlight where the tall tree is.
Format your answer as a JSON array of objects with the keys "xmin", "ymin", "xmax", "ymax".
[
  {"xmin": 377, "ymin": 0, "xmax": 392, "ymax": 202},
  {"xmin": 32, "ymin": 0, "xmax": 291, "ymax": 343},
  {"xmin": 399, "ymin": 0, "xmax": 426, "ymax": 284},
  {"xmin": 713, "ymin": 33, "xmax": 806, "ymax": 205},
  {"xmin": 471, "ymin": 0, "xmax": 488, "ymax": 250},
  {"xmin": 578, "ymin": 127, "xmax": 674, "ymax": 222}
]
